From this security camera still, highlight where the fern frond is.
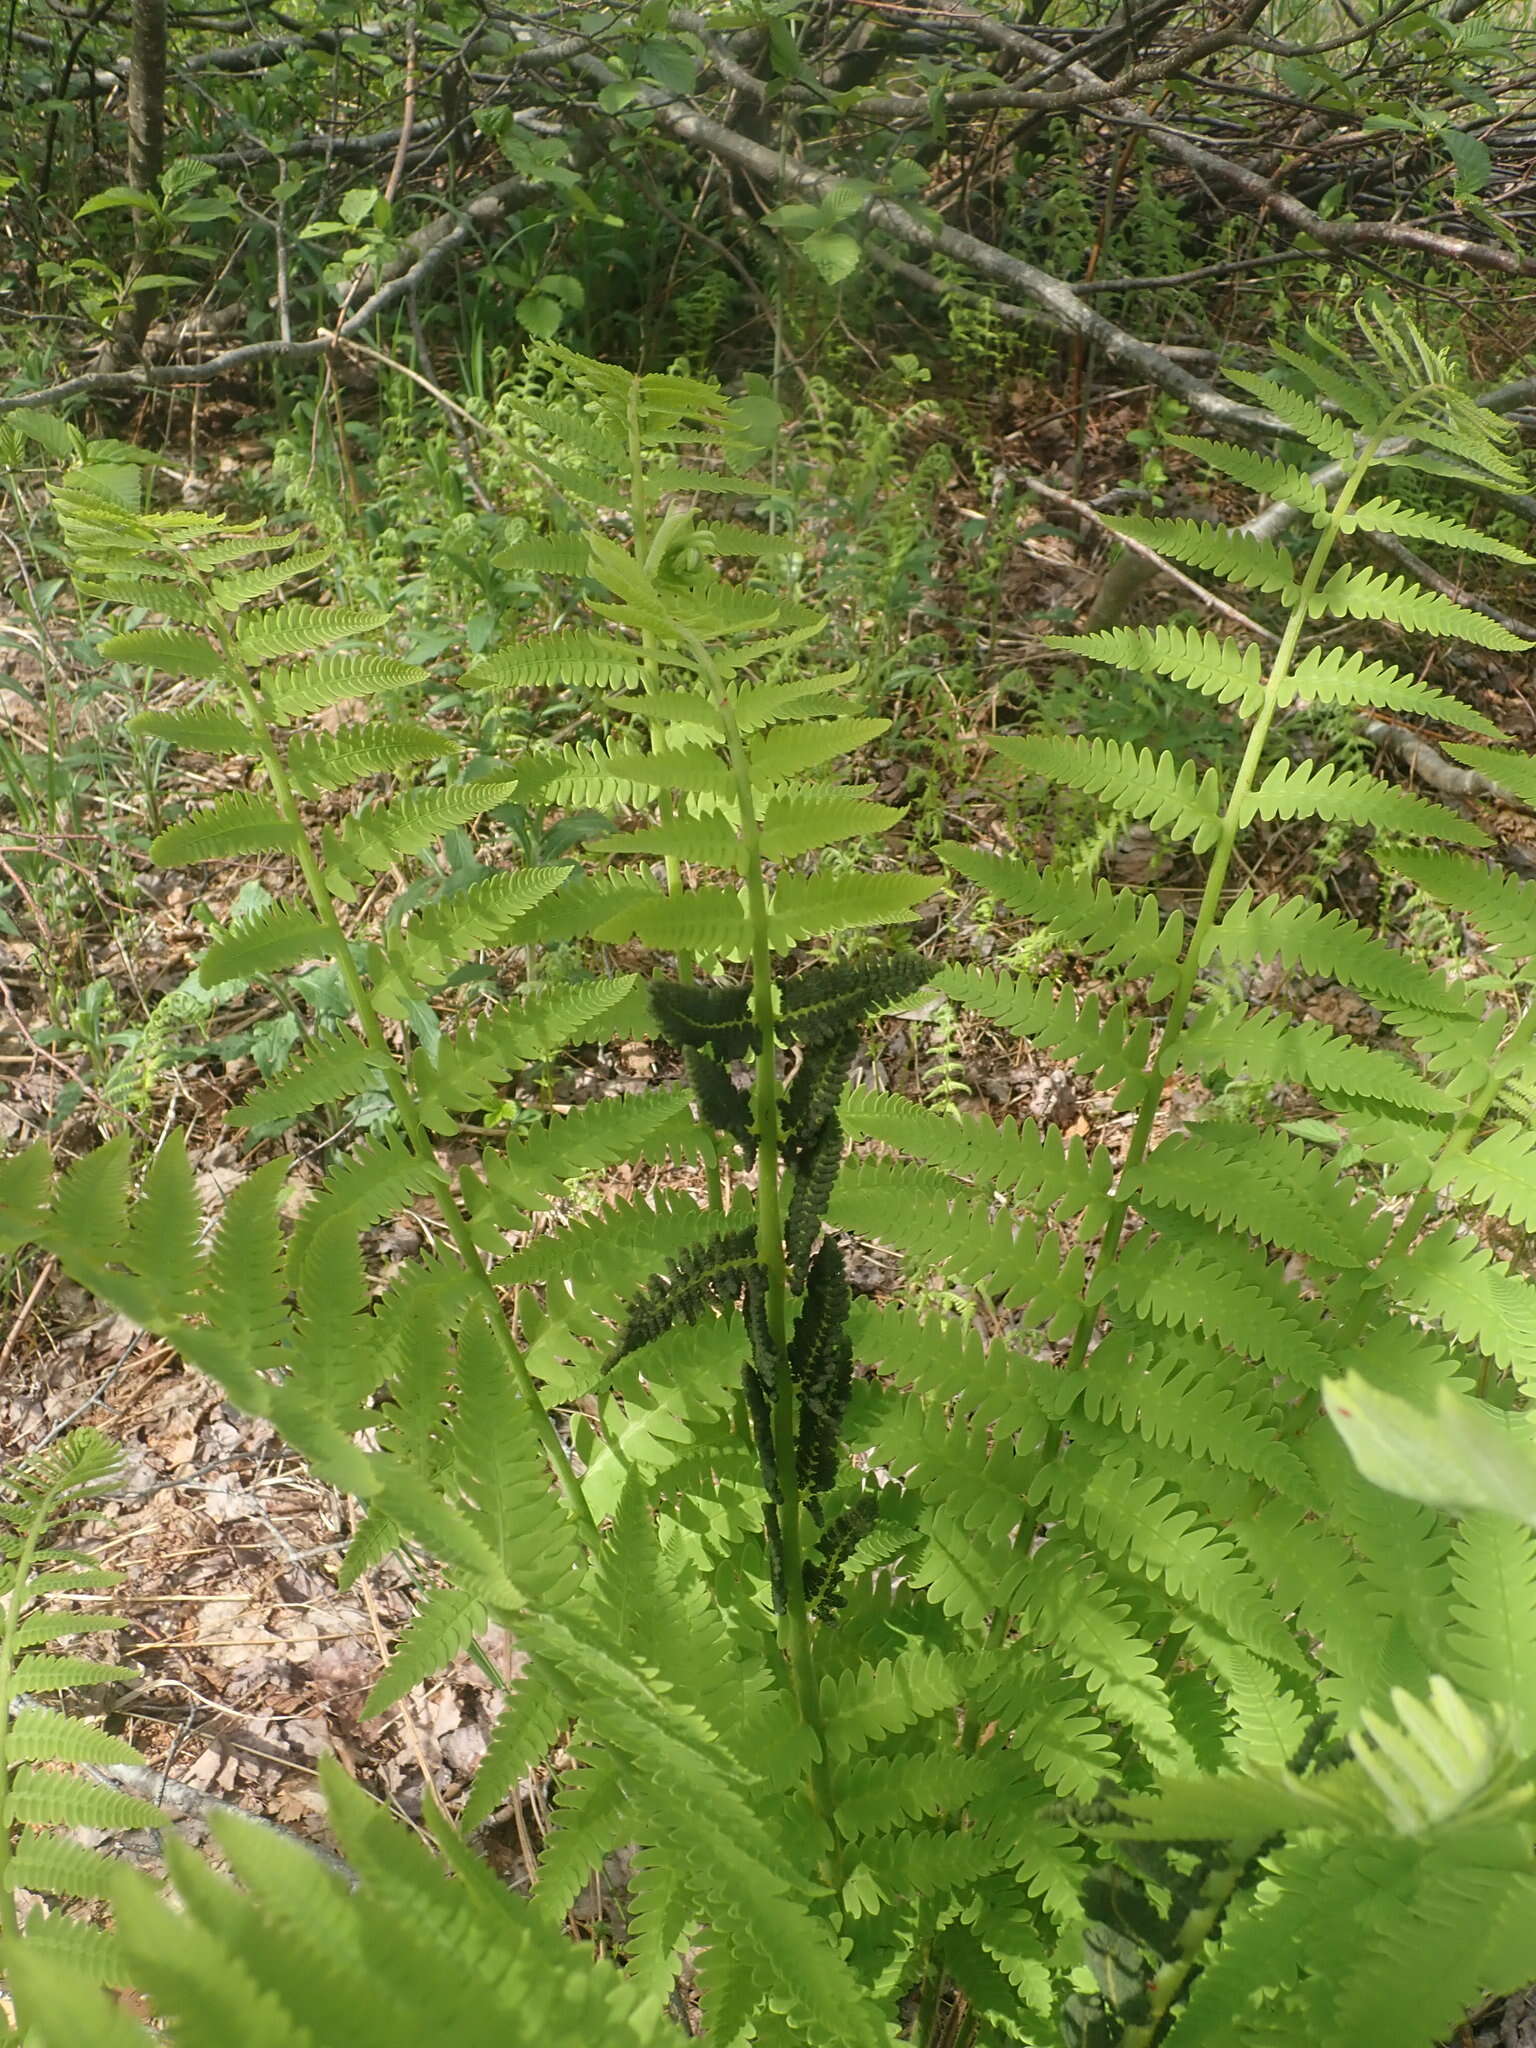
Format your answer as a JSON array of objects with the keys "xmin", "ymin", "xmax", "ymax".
[
  {"xmin": 1336, "ymin": 497, "xmax": 1534, "ymax": 562},
  {"xmin": 1107, "ymin": 516, "xmax": 1300, "ymax": 598},
  {"xmin": 410, "ymin": 978, "xmax": 635, "ymax": 1134},
  {"xmin": 759, "ymin": 791, "xmax": 904, "ymax": 860},
  {"xmin": 936, "ymin": 964, "xmax": 1155, "ymax": 1096},
  {"xmin": 948, "ymin": 852, "xmax": 1186, "ymax": 996},
  {"xmin": 207, "ymin": 544, "xmax": 331, "ymax": 608},
  {"xmin": 593, "ymin": 880, "xmax": 750, "ymax": 956},
  {"xmin": 1177, "ymin": 1002, "xmax": 1450, "ymax": 1115},
  {"xmin": 747, "ymin": 716, "xmax": 889, "ymax": 785},
  {"xmin": 1442, "ymin": 740, "xmax": 1536, "ymax": 809},
  {"xmin": 1224, "ymin": 367, "xmax": 1359, "ymax": 460},
  {"xmin": 131, "ymin": 706, "xmax": 257, "ymax": 754},
  {"xmin": 1238, "ymin": 756, "xmax": 1487, "ymax": 845},
  {"xmin": 98, "ymin": 625, "xmax": 228, "ymax": 679},
  {"xmin": 1285, "ymin": 644, "xmax": 1504, "ymax": 733},
  {"xmin": 1385, "ymin": 844, "xmax": 1536, "ymax": 960},
  {"xmin": 1448, "ymin": 1511, "xmax": 1536, "ymax": 1745},
  {"xmin": 1126, "ymin": 1123, "xmax": 1388, "ymax": 1267},
  {"xmin": 230, "ymin": 1034, "xmax": 385, "ymax": 1128},
  {"xmin": 467, "ymin": 629, "xmax": 647, "ymax": 694},
  {"xmin": 235, "ymin": 601, "xmax": 392, "ymax": 664},
  {"xmin": 321, "ymin": 777, "xmax": 522, "ymax": 895},
  {"xmin": 1203, "ymin": 888, "xmax": 1479, "ymax": 1014},
  {"xmin": 1035, "ymin": 1451, "xmax": 1304, "ymax": 1672},
  {"xmin": 1433, "ymin": 1125, "xmax": 1536, "ymax": 1231},
  {"xmin": 462, "ymin": 1671, "xmax": 564, "ymax": 1833},
  {"xmin": 1103, "ymin": 1224, "xmax": 1334, "ymax": 1385},
  {"xmin": 1381, "ymin": 1222, "xmax": 1536, "ymax": 1380},
  {"xmin": 198, "ymin": 902, "xmax": 332, "ymax": 985},
  {"xmin": 995, "ymin": 733, "xmax": 1224, "ymax": 852},
  {"xmin": 767, "ymin": 871, "xmax": 932, "ymax": 949},
  {"xmin": 1072, "ymin": 1327, "xmax": 1315, "ymax": 1501},
  {"xmin": 1163, "ymin": 436, "xmax": 1331, "ymax": 512},
  {"xmin": 1047, "ymin": 623, "xmax": 1267, "ymax": 717},
  {"xmin": 151, "ymin": 792, "xmax": 298, "ymax": 865},
  {"xmin": 1312, "ymin": 564, "xmax": 1530, "ymax": 648},
  {"xmin": 285, "ymin": 720, "xmax": 457, "ymax": 795},
  {"xmin": 841, "ymin": 1088, "xmax": 1114, "ymax": 1227}
]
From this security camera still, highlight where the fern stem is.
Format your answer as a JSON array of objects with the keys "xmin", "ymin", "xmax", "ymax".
[
  {"xmin": 700, "ymin": 640, "xmax": 844, "ymax": 1896},
  {"xmin": 1114, "ymin": 1841, "xmax": 1262, "ymax": 2048},
  {"xmin": 218, "ymin": 653, "xmax": 601, "ymax": 1554}
]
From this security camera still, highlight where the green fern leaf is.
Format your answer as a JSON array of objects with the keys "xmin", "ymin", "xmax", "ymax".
[
  {"xmin": 9, "ymin": 1764, "xmax": 159, "ymax": 1825},
  {"xmin": 592, "ymin": 880, "xmax": 750, "ymax": 956},
  {"xmin": 208, "ymin": 544, "xmax": 331, "ymax": 609},
  {"xmin": 748, "ymin": 716, "xmax": 889, "ymax": 785},
  {"xmin": 151, "ymin": 793, "xmax": 297, "ymax": 865},
  {"xmin": 1385, "ymin": 845, "xmax": 1536, "ymax": 958},
  {"xmin": 1433, "ymin": 1125, "xmax": 1536, "ymax": 1231},
  {"xmin": 1107, "ymin": 516, "xmax": 1300, "ymax": 598},
  {"xmin": 411, "ymin": 979, "xmax": 636, "ymax": 1133},
  {"xmin": 533, "ymin": 737, "xmax": 735, "ymax": 809},
  {"xmin": 1178, "ymin": 1002, "xmax": 1451, "ymax": 1115},
  {"xmin": 124, "ymin": 1129, "xmax": 202, "ymax": 1317},
  {"xmin": 492, "ymin": 534, "xmax": 594, "ymax": 578},
  {"xmin": 1337, "ymin": 498, "xmax": 1534, "ymax": 562},
  {"xmin": 1046, "ymin": 622, "xmax": 1266, "ymax": 718},
  {"xmin": 98, "ymin": 626, "xmax": 227, "ymax": 679},
  {"xmin": 588, "ymin": 815, "xmax": 742, "ymax": 866},
  {"xmin": 1286, "ymin": 644, "xmax": 1504, "ymax": 734},
  {"xmin": 758, "ymin": 791, "xmax": 903, "ymax": 860},
  {"xmin": 1016, "ymin": 1544, "xmax": 1181, "ymax": 1757},
  {"xmin": 937, "ymin": 964, "xmax": 1155, "ymax": 1096},
  {"xmin": 462, "ymin": 1673, "xmax": 564, "ymax": 1832},
  {"xmin": 1383, "ymin": 1222, "xmax": 1536, "ymax": 1380},
  {"xmin": 235, "ymin": 601, "xmax": 391, "ymax": 664},
  {"xmin": 285, "ymin": 721, "xmax": 457, "ymax": 795},
  {"xmin": 1035, "ymin": 1451, "xmax": 1304, "ymax": 1672},
  {"xmin": 842, "ymin": 1087, "xmax": 1114, "ymax": 1225},
  {"xmin": 198, "ymin": 902, "xmax": 332, "ymax": 986},
  {"xmin": 1125, "ymin": 1123, "xmax": 1388, "ymax": 1267},
  {"xmin": 7, "ymin": 1705, "xmax": 141, "ymax": 1768},
  {"xmin": 181, "ymin": 529, "xmax": 300, "ymax": 569},
  {"xmin": 1073, "ymin": 1327, "xmax": 1315, "ymax": 1502},
  {"xmin": 767, "ymin": 871, "xmax": 932, "ymax": 949},
  {"xmin": 1312, "ymin": 564, "xmax": 1530, "ymax": 648},
  {"xmin": 1203, "ymin": 888, "xmax": 1479, "ymax": 1015},
  {"xmin": 10, "ymin": 1646, "xmax": 137, "ymax": 1695},
  {"xmin": 1442, "ymin": 740, "xmax": 1536, "ymax": 810},
  {"xmin": 7, "ymin": 1834, "xmax": 138, "ymax": 1906},
  {"xmin": 995, "ymin": 733, "xmax": 1224, "ymax": 851},
  {"xmin": 375, "ymin": 866, "xmax": 573, "ymax": 1005},
  {"xmin": 204, "ymin": 1159, "xmax": 290, "ymax": 1388},
  {"xmin": 947, "ymin": 851, "xmax": 1186, "ymax": 998},
  {"xmin": 321, "ymin": 777, "xmax": 522, "ymax": 893},
  {"xmin": 466, "ymin": 629, "xmax": 646, "ymax": 694},
  {"xmin": 131, "ymin": 706, "xmax": 257, "ymax": 754},
  {"xmin": 363, "ymin": 1586, "xmax": 485, "ymax": 1718},
  {"xmin": 1225, "ymin": 367, "xmax": 1358, "ymax": 460},
  {"xmin": 1104, "ymin": 1226, "xmax": 1334, "ymax": 1384},
  {"xmin": 1162, "ymin": 435, "xmax": 1331, "ymax": 513},
  {"xmin": 230, "ymin": 1034, "xmax": 385, "ymax": 1128},
  {"xmin": 1448, "ymin": 1511, "xmax": 1536, "ymax": 1745},
  {"xmin": 261, "ymin": 650, "xmax": 429, "ymax": 717},
  {"xmin": 1238, "ymin": 756, "xmax": 1487, "ymax": 845}
]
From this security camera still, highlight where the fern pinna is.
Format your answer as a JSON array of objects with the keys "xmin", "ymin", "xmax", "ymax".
[{"xmin": 6, "ymin": 327, "xmax": 1536, "ymax": 2046}]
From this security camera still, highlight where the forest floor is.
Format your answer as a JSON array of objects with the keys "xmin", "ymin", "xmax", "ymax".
[{"xmin": 6, "ymin": 383, "xmax": 1536, "ymax": 2016}]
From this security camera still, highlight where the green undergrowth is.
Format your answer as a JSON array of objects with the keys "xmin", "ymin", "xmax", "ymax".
[{"xmin": 9, "ymin": 320, "xmax": 1536, "ymax": 2048}]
